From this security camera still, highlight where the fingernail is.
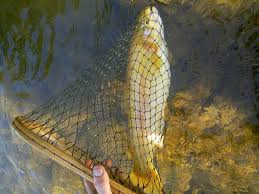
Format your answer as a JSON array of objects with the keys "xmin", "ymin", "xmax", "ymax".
[{"xmin": 93, "ymin": 166, "xmax": 104, "ymax": 177}]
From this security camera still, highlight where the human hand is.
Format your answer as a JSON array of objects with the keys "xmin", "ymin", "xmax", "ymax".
[{"xmin": 84, "ymin": 160, "xmax": 112, "ymax": 194}]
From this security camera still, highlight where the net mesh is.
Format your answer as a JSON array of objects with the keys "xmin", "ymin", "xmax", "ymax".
[{"xmin": 13, "ymin": 5, "xmax": 171, "ymax": 194}]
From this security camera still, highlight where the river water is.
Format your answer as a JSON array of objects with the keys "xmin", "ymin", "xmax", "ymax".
[{"xmin": 0, "ymin": 0, "xmax": 258, "ymax": 193}]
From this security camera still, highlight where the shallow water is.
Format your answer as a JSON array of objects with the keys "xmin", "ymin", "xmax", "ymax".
[{"xmin": 0, "ymin": 0, "xmax": 258, "ymax": 193}]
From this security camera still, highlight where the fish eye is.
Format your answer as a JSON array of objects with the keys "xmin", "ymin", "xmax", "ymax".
[{"xmin": 145, "ymin": 20, "xmax": 149, "ymax": 25}]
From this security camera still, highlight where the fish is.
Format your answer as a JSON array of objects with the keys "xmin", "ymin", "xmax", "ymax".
[{"xmin": 125, "ymin": 5, "xmax": 171, "ymax": 194}]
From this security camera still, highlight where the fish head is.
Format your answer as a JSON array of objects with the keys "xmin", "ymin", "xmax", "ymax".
[{"xmin": 137, "ymin": 6, "xmax": 165, "ymax": 47}]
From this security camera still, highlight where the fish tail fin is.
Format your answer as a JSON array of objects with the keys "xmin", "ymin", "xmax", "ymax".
[{"xmin": 129, "ymin": 163, "xmax": 163, "ymax": 194}]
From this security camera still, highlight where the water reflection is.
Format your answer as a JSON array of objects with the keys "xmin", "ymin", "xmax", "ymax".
[
  {"xmin": 0, "ymin": 0, "xmax": 120, "ymax": 83},
  {"xmin": 94, "ymin": 0, "xmax": 113, "ymax": 47},
  {"xmin": 0, "ymin": 0, "xmax": 66, "ymax": 82}
]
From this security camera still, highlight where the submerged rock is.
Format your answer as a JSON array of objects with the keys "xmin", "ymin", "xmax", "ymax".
[{"xmin": 159, "ymin": 85, "xmax": 258, "ymax": 193}]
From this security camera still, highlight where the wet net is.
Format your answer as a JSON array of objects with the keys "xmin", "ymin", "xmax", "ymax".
[{"xmin": 12, "ymin": 5, "xmax": 171, "ymax": 194}]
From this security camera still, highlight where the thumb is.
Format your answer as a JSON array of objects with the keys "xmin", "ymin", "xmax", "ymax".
[{"xmin": 93, "ymin": 165, "xmax": 112, "ymax": 194}]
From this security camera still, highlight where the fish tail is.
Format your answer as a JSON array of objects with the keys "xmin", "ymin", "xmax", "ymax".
[{"xmin": 129, "ymin": 161, "xmax": 163, "ymax": 194}]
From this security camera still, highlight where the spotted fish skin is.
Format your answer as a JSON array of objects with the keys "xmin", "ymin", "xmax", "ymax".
[{"xmin": 125, "ymin": 6, "xmax": 171, "ymax": 193}]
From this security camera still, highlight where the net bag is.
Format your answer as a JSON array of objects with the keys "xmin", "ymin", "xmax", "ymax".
[{"xmin": 12, "ymin": 5, "xmax": 171, "ymax": 194}]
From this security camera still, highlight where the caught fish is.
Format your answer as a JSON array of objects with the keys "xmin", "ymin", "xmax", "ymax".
[{"xmin": 125, "ymin": 5, "xmax": 171, "ymax": 193}]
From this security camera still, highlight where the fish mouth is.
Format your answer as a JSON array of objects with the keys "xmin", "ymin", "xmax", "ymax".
[
  {"xmin": 144, "ymin": 5, "xmax": 158, "ymax": 15},
  {"xmin": 150, "ymin": 5, "xmax": 156, "ymax": 12}
]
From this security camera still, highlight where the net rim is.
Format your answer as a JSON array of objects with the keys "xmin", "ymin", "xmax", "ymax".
[{"xmin": 12, "ymin": 116, "xmax": 136, "ymax": 194}]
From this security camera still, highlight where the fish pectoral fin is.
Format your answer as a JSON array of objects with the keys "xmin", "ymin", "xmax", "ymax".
[{"xmin": 130, "ymin": 168, "xmax": 163, "ymax": 194}]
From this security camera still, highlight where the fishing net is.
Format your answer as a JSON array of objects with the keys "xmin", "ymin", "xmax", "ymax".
[{"xmin": 12, "ymin": 5, "xmax": 171, "ymax": 194}]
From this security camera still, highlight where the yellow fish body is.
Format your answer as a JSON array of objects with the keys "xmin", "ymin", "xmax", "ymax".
[{"xmin": 126, "ymin": 6, "xmax": 171, "ymax": 194}]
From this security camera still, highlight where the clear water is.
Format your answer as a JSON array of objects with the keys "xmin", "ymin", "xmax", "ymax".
[{"xmin": 0, "ymin": 0, "xmax": 258, "ymax": 193}]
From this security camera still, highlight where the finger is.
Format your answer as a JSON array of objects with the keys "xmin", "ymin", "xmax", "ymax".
[
  {"xmin": 104, "ymin": 159, "xmax": 112, "ymax": 168},
  {"xmin": 84, "ymin": 179, "xmax": 97, "ymax": 194},
  {"xmin": 86, "ymin": 159, "xmax": 94, "ymax": 169},
  {"xmin": 93, "ymin": 165, "xmax": 112, "ymax": 194},
  {"xmin": 84, "ymin": 159, "xmax": 96, "ymax": 194}
]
